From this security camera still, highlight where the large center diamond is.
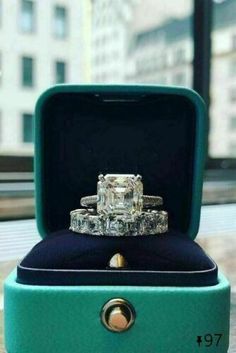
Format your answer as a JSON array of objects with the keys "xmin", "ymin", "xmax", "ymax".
[{"xmin": 97, "ymin": 174, "xmax": 143, "ymax": 215}]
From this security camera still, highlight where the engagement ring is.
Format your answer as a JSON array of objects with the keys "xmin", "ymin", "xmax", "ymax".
[{"xmin": 70, "ymin": 174, "xmax": 168, "ymax": 236}]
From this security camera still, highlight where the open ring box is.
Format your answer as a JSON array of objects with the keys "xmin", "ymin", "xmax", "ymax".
[{"xmin": 4, "ymin": 85, "xmax": 230, "ymax": 353}]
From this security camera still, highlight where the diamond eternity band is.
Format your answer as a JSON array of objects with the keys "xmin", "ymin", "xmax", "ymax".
[{"xmin": 70, "ymin": 209, "xmax": 168, "ymax": 236}]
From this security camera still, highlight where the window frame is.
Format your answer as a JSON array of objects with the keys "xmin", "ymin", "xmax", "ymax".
[
  {"xmin": 193, "ymin": 0, "xmax": 236, "ymax": 171},
  {"xmin": 55, "ymin": 60, "xmax": 66, "ymax": 84}
]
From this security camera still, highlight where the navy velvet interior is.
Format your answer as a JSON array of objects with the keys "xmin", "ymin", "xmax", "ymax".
[
  {"xmin": 40, "ymin": 92, "xmax": 196, "ymax": 234},
  {"xmin": 17, "ymin": 88, "xmax": 217, "ymax": 287},
  {"xmin": 17, "ymin": 229, "xmax": 217, "ymax": 286}
]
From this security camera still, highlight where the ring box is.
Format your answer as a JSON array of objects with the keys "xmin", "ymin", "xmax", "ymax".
[{"xmin": 4, "ymin": 85, "xmax": 230, "ymax": 353}]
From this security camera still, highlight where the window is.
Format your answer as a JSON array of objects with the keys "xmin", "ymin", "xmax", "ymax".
[
  {"xmin": 21, "ymin": 56, "xmax": 34, "ymax": 87},
  {"xmin": 210, "ymin": 1, "xmax": 236, "ymax": 158},
  {"xmin": 229, "ymin": 143, "xmax": 236, "ymax": 156},
  {"xmin": 22, "ymin": 113, "xmax": 33, "ymax": 143},
  {"xmin": 20, "ymin": 0, "xmax": 35, "ymax": 33},
  {"xmin": 55, "ymin": 61, "xmax": 66, "ymax": 83},
  {"xmin": 53, "ymin": 5, "xmax": 67, "ymax": 38},
  {"xmin": 230, "ymin": 116, "xmax": 236, "ymax": 129},
  {"xmin": 229, "ymin": 59, "xmax": 236, "ymax": 77},
  {"xmin": 230, "ymin": 88, "xmax": 236, "ymax": 102},
  {"xmin": 232, "ymin": 34, "xmax": 236, "ymax": 50}
]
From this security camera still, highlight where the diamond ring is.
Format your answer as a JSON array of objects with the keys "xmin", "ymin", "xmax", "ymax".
[{"xmin": 70, "ymin": 174, "xmax": 168, "ymax": 236}]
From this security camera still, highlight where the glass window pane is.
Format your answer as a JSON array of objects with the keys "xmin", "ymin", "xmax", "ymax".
[
  {"xmin": 22, "ymin": 56, "xmax": 34, "ymax": 87},
  {"xmin": 210, "ymin": 0, "xmax": 236, "ymax": 157},
  {"xmin": 22, "ymin": 113, "xmax": 33, "ymax": 143},
  {"xmin": 91, "ymin": 0, "xmax": 193, "ymax": 86},
  {"xmin": 20, "ymin": 0, "xmax": 34, "ymax": 32},
  {"xmin": 54, "ymin": 5, "xmax": 67, "ymax": 38},
  {"xmin": 0, "ymin": 0, "xmax": 194, "ymax": 221},
  {"xmin": 55, "ymin": 61, "xmax": 66, "ymax": 83}
]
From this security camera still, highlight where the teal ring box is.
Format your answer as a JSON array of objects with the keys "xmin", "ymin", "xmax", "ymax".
[{"xmin": 4, "ymin": 85, "xmax": 230, "ymax": 353}]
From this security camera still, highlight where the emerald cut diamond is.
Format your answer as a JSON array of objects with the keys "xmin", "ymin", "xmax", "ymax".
[
  {"xmin": 97, "ymin": 174, "xmax": 143, "ymax": 215},
  {"xmin": 71, "ymin": 173, "xmax": 168, "ymax": 236},
  {"xmin": 105, "ymin": 215, "xmax": 131, "ymax": 236},
  {"xmin": 70, "ymin": 209, "xmax": 88, "ymax": 232},
  {"xmin": 139, "ymin": 211, "xmax": 157, "ymax": 235},
  {"xmin": 88, "ymin": 215, "xmax": 104, "ymax": 235}
]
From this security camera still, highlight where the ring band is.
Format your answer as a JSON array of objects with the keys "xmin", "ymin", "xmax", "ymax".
[
  {"xmin": 70, "ymin": 209, "xmax": 168, "ymax": 236},
  {"xmin": 81, "ymin": 195, "xmax": 163, "ymax": 208}
]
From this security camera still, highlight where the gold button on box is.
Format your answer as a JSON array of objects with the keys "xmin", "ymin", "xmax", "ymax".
[{"xmin": 101, "ymin": 298, "xmax": 136, "ymax": 333}]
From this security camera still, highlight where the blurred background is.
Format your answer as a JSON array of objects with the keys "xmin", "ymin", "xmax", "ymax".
[
  {"xmin": 0, "ymin": 0, "xmax": 236, "ymax": 220},
  {"xmin": 0, "ymin": 0, "xmax": 236, "ymax": 351}
]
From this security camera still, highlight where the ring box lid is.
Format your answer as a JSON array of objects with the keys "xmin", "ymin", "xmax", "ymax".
[{"xmin": 35, "ymin": 85, "xmax": 207, "ymax": 240}]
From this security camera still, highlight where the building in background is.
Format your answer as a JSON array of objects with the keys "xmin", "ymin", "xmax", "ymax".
[
  {"xmin": 0, "ymin": 0, "xmax": 236, "ymax": 219},
  {"xmin": 126, "ymin": 17, "xmax": 193, "ymax": 86},
  {"xmin": 91, "ymin": 0, "xmax": 138, "ymax": 83},
  {"xmin": 90, "ymin": 0, "xmax": 193, "ymax": 84},
  {"xmin": 210, "ymin": 0, "xmax": 236, "ymax": 158},
  {"xmin": 125, "ymin": 0, "xmax": 193, "ymax": 85},
  {"xmin": 90, "ymin": 0, "xmax": 236, "ymax": 158},
  {"xmin": 0, "ymin": 0, "xmax": 91, "ymax": 157}
]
